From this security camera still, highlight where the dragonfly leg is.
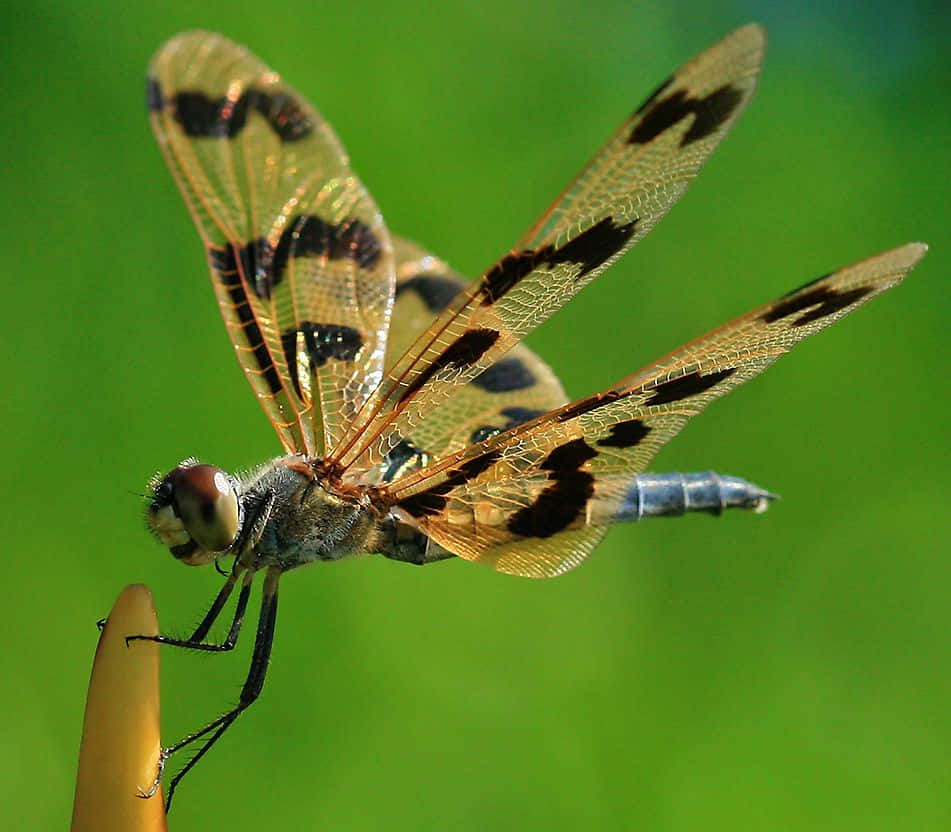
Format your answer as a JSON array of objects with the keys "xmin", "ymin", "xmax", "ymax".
[
  {"xmin": 157, "ymin": 567, "xmax": 281, "ymax": 812},
  {"xmin": 126, "ymin": 567, "xmax": 253, "ymax": 652}
]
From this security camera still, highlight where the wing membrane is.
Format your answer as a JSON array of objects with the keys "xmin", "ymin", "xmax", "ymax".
[
  {"xmin": 380, "ymin": 244, "xmax": 926, "ymax": 577},
  {"xmin": 377, "ymin": 237, "xmax": 567, "ymax": 482},
  {"xmin": 149, "ymin": 32, "xmax": 395, "ymax": 455},
  {"xmin": 331, "ymin": 24, "xmax": 766, "ymax": 472}
]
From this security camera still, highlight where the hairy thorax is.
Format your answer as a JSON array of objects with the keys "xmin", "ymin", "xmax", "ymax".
[{"xmin": 241, "ymin": 456, "xmax": 380, "ymax": 570}]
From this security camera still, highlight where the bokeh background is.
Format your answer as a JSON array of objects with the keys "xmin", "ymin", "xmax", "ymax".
[{"xmin": 3, "ymin": 0, "xmax": 948, "ymax": 829}]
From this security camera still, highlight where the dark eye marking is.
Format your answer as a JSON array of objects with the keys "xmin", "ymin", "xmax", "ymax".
[
  {"xmin": 398, "ymin": 328, "xmax": 501, "ymax": 405},
  {"xmin": 479, "ymin": 216, "xmax": 638, "ymax": 305},
  {"xmin": 643, "ymin": 368, "xmax": 736, "ymax": 406},
  {"xmin": 209, "ymin": 246, "xmax": 283, "ymax": 395},
  {"xmin": 596, "ymin": 419, "xmax": 651, "ymax": 448},
  {"xmin": 199, "ymin": 499, "xmax": 218, "ymax": 523},
  {"xmin": 761, "ymin": 285, "xmax": 875, "ymax": 327},
  {"xmin": 629, "ymin": 84, "xmax": 743, "ymax": 147},
  {"xmin": 149, "ymin": 478, "xmax": 174, "ymax": 512},
  {"xmin": 170, "ymin": 540, "xmax": 198, "ymax": 560},
  {"xmin": 280, "ymin": 322, "xmax": 364, "ymax": 398},
  {"xmin": 398, "ymin": 450, "xmax": 502, "ymax": 518},
  {"xmin": 471, "ymin": 357, "xmax": 536, "ymax": 393},
  {"xmin": 507, "ymin": 439, "xmax": 597, "ymax": 538},
  {"xmin": 395, "ymin": 274, "xmax": 464, "ymax": 313},
  {"xmin": 159, "ymin": 87, "xmax": 313, "ymax": 142}
]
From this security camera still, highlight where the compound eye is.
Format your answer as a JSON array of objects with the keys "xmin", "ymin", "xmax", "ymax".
[{"xmin": 171, "ymin": 464, "xmax": 239, "ymax": 552}]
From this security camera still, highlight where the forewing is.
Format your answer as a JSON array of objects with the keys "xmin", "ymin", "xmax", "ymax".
[
  {"xmin": 149, "ymin": 32, "xmax": 394, "ymax": 455},
  {"xmin": 330, "ymin": 24, "xmax": 765, "ymax": 472},
  {"xmin": 378, "ymin": 237, "xmax": 568, "ymax": 482},
  {"xmin": 381, "ymin": 244, "xmax": 927, "ymax": 577}
]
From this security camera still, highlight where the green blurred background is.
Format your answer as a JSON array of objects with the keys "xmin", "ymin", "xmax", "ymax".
[{"xmin": 3, "ymin": 0, "xmax": 948, "ymax": 829}]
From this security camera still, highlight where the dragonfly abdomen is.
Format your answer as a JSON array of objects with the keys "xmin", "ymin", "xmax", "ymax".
[{"xmin": 616, "ymin": 472, "xmax": 777, "ymax": 522}]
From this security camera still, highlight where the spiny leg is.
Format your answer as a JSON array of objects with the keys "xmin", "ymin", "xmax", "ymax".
[
  {"xmin": 127, "ymin": 567, "xmax": 253, "ymax": 652},
  {"xmin": 130, "ymin": 567, "xmax": 257, "ymax": 801},
  {"xmin": 130, "ymin": 490, "xmax": 277, "ymax": 651},
  {"xmin": 162, "ymin": 567, "xmax": 281, "ymax": 811}
]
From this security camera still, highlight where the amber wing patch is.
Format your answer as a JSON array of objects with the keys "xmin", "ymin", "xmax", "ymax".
[
  {"xmin": 384, "ymin": 244, "xmax": 925, "ymax": 577},
  {"xmin": 329, "ymin": 25, "xmax": 766, "ymax": 474},
  {"xmin": 148, "ymin": 31, "xmax": 395, "ymax": 456}
]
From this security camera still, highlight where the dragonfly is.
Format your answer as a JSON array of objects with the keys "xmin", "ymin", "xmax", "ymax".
[{"xmin": 137, "ymin": 24, "xmax": 926, "ymax": 808}]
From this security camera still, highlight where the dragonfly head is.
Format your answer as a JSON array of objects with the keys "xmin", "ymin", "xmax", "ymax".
[{"xmin": 146, "ymin": 459, "xmax": 240, "ymax": 565}]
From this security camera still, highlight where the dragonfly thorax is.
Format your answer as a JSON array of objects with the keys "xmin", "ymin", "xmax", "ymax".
[
  {"xmin": 147, "ymin": 455, "xmax": 380, "ymax": 572},
  {"xmin": 242, "ymin": 455, "xmax": 380, "ymax": 570}
]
